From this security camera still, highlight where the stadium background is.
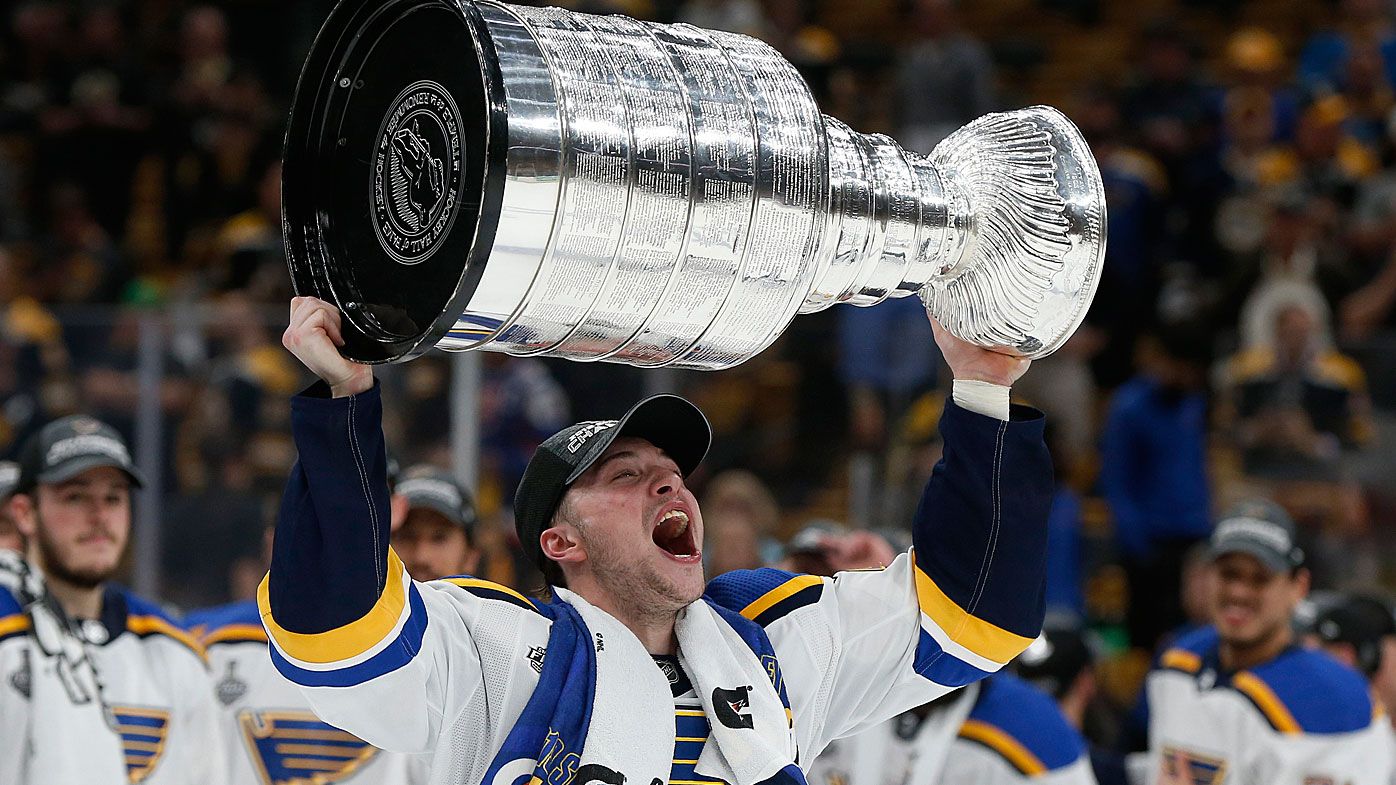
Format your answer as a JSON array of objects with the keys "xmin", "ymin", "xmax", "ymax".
[{"xmin": 3, "ymin": 0, "xmax": 1396, "ymax": 745}]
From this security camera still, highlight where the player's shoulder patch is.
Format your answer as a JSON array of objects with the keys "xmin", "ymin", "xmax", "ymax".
[
  {"xmin": 186, "ymin": 599, "xmax": 267, "ymax": 648},
  {"xmin": 959, "ymin": 672, "xmax": 1085, "ymax": 775},
  {"xmin": 437, "ymin": 575, "xmax": 542, "ymax": 615},
  {"xmin": 0, "ymin": 585, "xmax": 29, "ymax": 643},
  {"xmin": 1235, "ymin": 647, "xmax": 1374, "ymax": 735},
  {"xmin": 705, "ymin": 568, "xmax": 825, "ymax": 626},
  {"xmin": 1158, "ymin": 626, "xmax": 1220, "ymax": 675},
  {"xmin": 120, "ymin": 589, "xmax": 207, "ymax": 663}
]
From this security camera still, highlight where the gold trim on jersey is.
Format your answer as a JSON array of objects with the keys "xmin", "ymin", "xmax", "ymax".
[
  {"xmin": 0, "ymin": 613, "xmax": 31, "ymax": 639},
  {"xmin": 912, "ymin": 560, "xmax": 1032, "ymax": 665},
  {"xmin": 257, "ymin": 549, "xmax": 408, "ymax": 664},
  {"xmin": 202, "ymin": 623, "xmax": 269, "ymax": 647},
  {"xmin": 128, "ymin": 615, "xmax": 207, "ymax": 662},
  {"xmin": 441, "ymin": 577, "xmax": 534, "ymax": 606},
  {"xmin": 957, "ymin": 719, "xmax": 1046, "ymax": 776},
  {"xmin": 239, "ymin": 709, "xmax": 378, "ymax": 785},
  {"xmin": 739, "ymin": 576, "xmax": 823, "ymax": 622},
  {"xmin": 1160, "ymin": 649, "xmax": 1202, "ymax": 674},
  {"xmin": 1232, "ymin": 671, "xmax": 1301, "ymax": 734}
]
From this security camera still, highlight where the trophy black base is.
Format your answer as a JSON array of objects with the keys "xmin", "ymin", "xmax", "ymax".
[{"xmin": 283, "ymin": 0, "xmax": 506, "ymax": 363}]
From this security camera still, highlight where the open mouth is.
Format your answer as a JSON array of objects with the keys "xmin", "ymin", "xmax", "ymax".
[{"xmin": 653, "ymin": 508, "xmax": 700, "ymax": 562}]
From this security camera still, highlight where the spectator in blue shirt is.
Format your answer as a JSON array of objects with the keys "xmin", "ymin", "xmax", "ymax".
[{"xmin": 1100, "ymin": 323, "xmax": 1213, "ymax": 652}]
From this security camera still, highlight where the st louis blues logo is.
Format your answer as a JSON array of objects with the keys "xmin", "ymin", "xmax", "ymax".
[
  {"xmin": 1159, "ymin": 746, "xmax": 1228, "ymax": 785},
  {"xmin": 111, "ymin": 706, "xmax": 170, "ymax": 783},
  {"xmin": 239, "ymin": 710, "xmax": 378, "ymax": 785}
]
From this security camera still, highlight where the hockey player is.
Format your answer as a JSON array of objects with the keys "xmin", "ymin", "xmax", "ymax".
[
  {"xmin": 1143, "ymin": 500, "xmax": 1390, "ymax": 785},
  {"xmin": 390, "ymin": 464, "xmax": 481, "ymax": 581},
  {"xmin": 187, "ymin": 523, "xmax": 421, "ymax": 785},
  {"xmin": 808, "ymin": 669, "xmax": 1096, "ymax": 785},
  {"xmin": 262, "ymin": 296, "xmax": 1052, "ymax": 784},
  {"xmin": 0, "ymin": 415, "xmax": 226, "ymax": 783}
]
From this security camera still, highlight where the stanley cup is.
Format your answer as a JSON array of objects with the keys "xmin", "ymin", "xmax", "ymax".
[{"xmin": 282, "ymin": 0, "xmax": 1107, "ymax": 368}]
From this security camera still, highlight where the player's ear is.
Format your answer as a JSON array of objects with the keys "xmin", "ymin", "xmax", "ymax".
[
  {"xmin": 1291, "ymin": 567, "xmax": 1312, "ymax": 599},
  {"xmin": 540, "ymin": 526, "xmax": 585, "ymax": 567},
  {"xmin": 8, "ymin": 494, "xmax": 37, "ymax": 539}
]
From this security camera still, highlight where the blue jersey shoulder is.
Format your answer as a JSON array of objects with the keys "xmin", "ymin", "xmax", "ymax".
[
  {"xmin": 1243, "ymin": 647, "xmax": 1374, "ymax": 735},
  {"xmin": 965, "ymin": 672, "xmax": 1085, "ymax": 772},
  {"xmin": 1168, "ymin": 625, "xmax": 1219, "ymax": 657},
  {"xmin": 705, "ymin": 568, "xmax": 824, "ymax": 626},
  {"xmin": 0, "ymin": 584, "xmax": 21, "ymax": 617},
  {"xmin": 183, "ymin": 599, "xmax": 261, "ymax": 633}
]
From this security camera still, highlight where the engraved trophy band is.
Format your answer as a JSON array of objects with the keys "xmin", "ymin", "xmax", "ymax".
[{"xmin": 282, "ymin": 0, "xmax": 1107, "ymax": 368}]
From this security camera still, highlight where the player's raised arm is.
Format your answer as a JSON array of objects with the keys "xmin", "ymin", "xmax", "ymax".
[
  {"xmin": 259, "ymin": 297, "xmax": 532, "ymax": 757},
  {"xmin": 705, "ymin": 317, "xmax": 1051, "ymax": 758}
]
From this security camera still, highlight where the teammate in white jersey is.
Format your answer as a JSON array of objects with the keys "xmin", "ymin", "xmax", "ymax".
[
  {"xmin": 187, "ymin": 598, "xmax": 421, "ymax": 785},
  {"xmin": 262, "ymin": 296, "xmax": 1054, "ymax": 785},
  {"xmin": 0, "ymin": 415, "xmax": 226, "ymax": 784},
  {"xmin": 1143, "ymin": 500, "xmax": 1390, "ymax": 785}
]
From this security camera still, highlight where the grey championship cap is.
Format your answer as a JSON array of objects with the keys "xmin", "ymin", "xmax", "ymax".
[
  {"xmin": 1209, "ymin": 499, "xmax": 1303, "ymax": 573},
  {"xmin": 16, "ymin": 415, "xmax": 146, "ymax": 493},
  {"xmin": 513, "ymin": 395, "xmax": 711, "ymax": 572},
  {"xmin": 396, "ymin": 465, "xmax": 478, "ymax": 534}
]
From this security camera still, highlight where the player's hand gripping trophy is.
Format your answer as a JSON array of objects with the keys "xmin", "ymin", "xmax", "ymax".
[{"xmin": 281, "ymin": 0, "xmax": 1106, "ymax": 369}]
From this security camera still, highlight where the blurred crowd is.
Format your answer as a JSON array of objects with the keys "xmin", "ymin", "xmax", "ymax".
[{"xmin": 6, "ymin": 0, "xmax": 1396, "ymax": 772}]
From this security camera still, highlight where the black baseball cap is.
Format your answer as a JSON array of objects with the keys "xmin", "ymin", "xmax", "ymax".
[
  {"xmin": 16, "ymin": 415, "xmax": 146, "ymax": 493},
  {"xmin": 1313, "ymin": 595, "xmax": 1396, "ymax": 676},
  {"xmin": 1208, "ymin": 499, "xmax": 1303, "ymax": 574},
  {"xmin": 513, "ymin": 395, "xmax": 711, "ymax": 572},
  {"xmin": 396, "ymin": 465, "xmax": 478, "ymax": 534},
  {"xmin": 1014, "ymin": 626, "xmax": 1093, "ymax": 700}
]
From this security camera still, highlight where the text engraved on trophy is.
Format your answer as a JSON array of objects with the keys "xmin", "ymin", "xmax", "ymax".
[{"xmin": 370, "ymin": 80, "xmax": 464, "ymax": 265}]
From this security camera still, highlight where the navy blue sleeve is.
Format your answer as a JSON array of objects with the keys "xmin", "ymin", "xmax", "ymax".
[
  {"xmin": 267, "ymin": 380, "xmax": 393, "ymax": 634},
  {"xmin": 910, "ymin": 400, "xmax": 1052, "ymax": 654}
]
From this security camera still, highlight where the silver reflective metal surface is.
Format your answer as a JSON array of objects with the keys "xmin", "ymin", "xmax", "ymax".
[{"xmin": 383, "ymin": 1, "xmax": 1106, "ymax": 367}]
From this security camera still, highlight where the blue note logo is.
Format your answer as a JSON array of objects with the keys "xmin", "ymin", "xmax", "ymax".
[
  {"xmin": 111, "ymin": 705, "xmax": 170, "ymax": 783},
  {"xmin": 372, "ymin": 80, "xmax": 463, "ymax": 265},
  {"xmin": 239, "ymin": 710, "xmax": 378, "ymax": 785},
  {"xmin": 1159, "ymin": 746, "xmax": 1228, "ymax": 785}
]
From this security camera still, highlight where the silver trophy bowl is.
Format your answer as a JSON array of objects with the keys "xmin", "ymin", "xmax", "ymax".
[{"xmin": 282, "ymin": 0, "xmax": 1106, "ymax": 368}]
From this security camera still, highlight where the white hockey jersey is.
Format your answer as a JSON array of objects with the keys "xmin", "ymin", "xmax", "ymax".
[
  {"xmin": 260, "ymin": 379, "xmax": 1054, "ymax": 785},
  {"xmin": 187, "ymin": 600, "xmax": 423, "ymax": 785},
  {"xmin": 0, "ymin": 583, "xmax": 227, "ymax": 784},
  {"xmin": 1145, "ymin": 627, "xmax": 1391, "ymax": 785},
  {"xmin": 808, "ymin": 674, "xmax": 1097, "ymax": 785}
]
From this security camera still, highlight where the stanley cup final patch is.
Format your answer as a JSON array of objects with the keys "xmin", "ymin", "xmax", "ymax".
[{"xmin": 371, "ymin": 80, "xmax": 464, "ymax": 265}]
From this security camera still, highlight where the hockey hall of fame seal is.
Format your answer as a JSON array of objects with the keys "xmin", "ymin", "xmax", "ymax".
[{"xmin": 371, "ymin": 79, "xmax": 464, "ymax": 265}]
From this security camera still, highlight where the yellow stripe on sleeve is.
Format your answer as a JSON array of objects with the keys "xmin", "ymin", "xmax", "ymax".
[
  {"xmin": 0, "ymin": 614, "xmax": 32, "ymax": 638},
  {"xmin": 1233, "ymin": 671, "xmax": 1301, "ymax": 734},
  {"xmin": 257, "ymin": 548, "xmax": 408, "ymax": 664},
  {"xmin": 127, "ymin": 615, "xmax": 207, "ymax": 663},
  {"xmin": 958, "ymin": 719, "xmax": 1047, "ymax": 776},
  {"xmin": 1160, "ymin": 649, "xmax": 1201, "ymax": 674},
  {"xmin": 913, "ymin": 566, "xmax": 1033, "ymax": 665},
  {"xmin": 739, "ymin": 575, "xmax": 823, "ymax": 622}
]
